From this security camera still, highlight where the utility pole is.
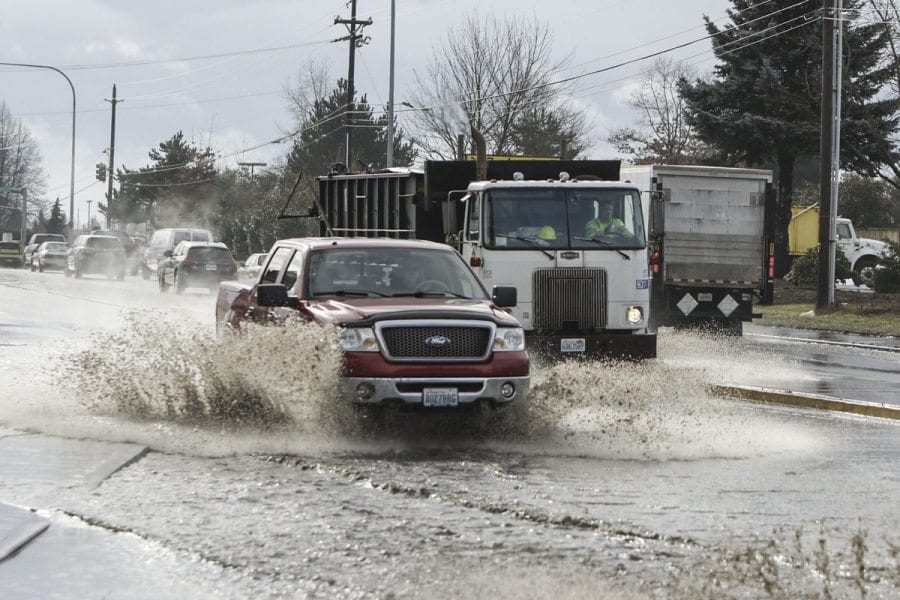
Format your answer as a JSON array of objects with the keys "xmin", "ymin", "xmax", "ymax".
[
  {"xmin": 105, "ymin": 84, "xmax": 123, "ymax": 229},
  {"xmin": 334, "ymin": 0, "xmax": 372, "ymax": 170},
  {"xmin": 817, "ymin": 0, "xmax": 841, "ymax": 310},
  {"xmin": 386, "ymin": 0, "xmax": 396, "ymax": 167}
]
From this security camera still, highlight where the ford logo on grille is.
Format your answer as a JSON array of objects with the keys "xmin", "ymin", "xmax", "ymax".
[{"xmin": 425, "ymin": 335, "xmax": 451, "ymax": 347}]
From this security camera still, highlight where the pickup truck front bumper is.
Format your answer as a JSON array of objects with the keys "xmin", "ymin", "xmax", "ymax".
[{"xmin": 342, "ymin": 375, "xmax": 530, "ymax": 407}]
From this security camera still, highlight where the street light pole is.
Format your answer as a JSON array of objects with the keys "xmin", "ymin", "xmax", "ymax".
[
  {"xmin": 237, "ymin": 161, "xmax": 267, "ymax": 181},
  {"xmin": 86, "ymin": 200, "xmax": 92, "ymax": 231},
  {"xmin": 0, "ymin": 62, "xmax": 76, "ymax": 232}
]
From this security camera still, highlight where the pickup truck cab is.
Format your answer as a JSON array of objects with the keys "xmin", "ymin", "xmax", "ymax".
[{"xmin": 215, "ymin": 237, "xmax": 529, "ymax": 409}]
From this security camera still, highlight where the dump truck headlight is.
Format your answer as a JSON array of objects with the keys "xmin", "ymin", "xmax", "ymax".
[
  {"xmin": 625, "ymin": 306, "xmax": 644, "ymax": 325},
  {"xmin": 339, "ymin": 327, "xmax": 379, "ymax": 351},
  {"xmin": 493, "ymin": 327, "xmax": 525, "ymax": 351}
]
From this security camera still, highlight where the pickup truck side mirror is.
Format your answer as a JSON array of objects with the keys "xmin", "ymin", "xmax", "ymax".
[
  {"xmin": 492, "ymin": 285, "xmax": 517, "ymax": 307},
  {"xmin": 257, "ymin": 283, "xmax": 291, "ymax": 307}
]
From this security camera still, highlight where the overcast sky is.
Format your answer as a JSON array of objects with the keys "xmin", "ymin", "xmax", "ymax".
[{"xmin": 1, "ymin": 0, "xmax": 729, "ymax": 228}]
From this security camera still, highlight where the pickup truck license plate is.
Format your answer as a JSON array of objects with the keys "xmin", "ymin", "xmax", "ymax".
[
  {"xmin": 423, "ymin": 387, "xmax": 458, "ymax": 407},
  {"xmin": 206, "ymin": 264, "xmax": 217, "ymax": 271},
  {"xmin": 561, "ymin": 338, "xmax": 586, "ymax": 353}
]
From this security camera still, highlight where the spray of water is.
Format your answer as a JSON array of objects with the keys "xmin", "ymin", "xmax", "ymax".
[
  {"xmin": 49, "ymin": 314, "xmax": 818, "ymax": 460},
  {"xmin": 60, "ymin": 312, "xmax": 348, "ymax": 430}
]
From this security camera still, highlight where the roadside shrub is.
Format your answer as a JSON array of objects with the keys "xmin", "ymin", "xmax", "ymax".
[
  {"xmin": 786, "ymin": 247, "xmax": 852, "ymax": 286},
  {"xmin": 872, "ymin": 239, "xmax": 900, "ymax": 293}
]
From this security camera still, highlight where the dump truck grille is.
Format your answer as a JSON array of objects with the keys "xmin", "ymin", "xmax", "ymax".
[
  {"xmin": 532, "ymin": 268, "xmax": 607, "ymax": 330},
  {"xmin": 377, "ymin": 322, "xmax": 493, "ymax": 361}
]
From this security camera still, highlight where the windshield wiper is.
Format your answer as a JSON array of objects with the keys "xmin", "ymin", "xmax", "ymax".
[
  {"xmin": 392, "ymin": 290, "xmax": 470, "ymax": 298},
  {"xmin": 513, "ymin": 235, "xmax": 554, "ymax": 260},
  {"xmin": 573, "ymin": 236, "xmax": 630, "ymax": 260},
  {"xmin": 314, "ymin": 289, "xmax": 388, "ymax": 297}
]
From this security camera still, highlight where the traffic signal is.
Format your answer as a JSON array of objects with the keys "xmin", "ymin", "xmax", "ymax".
[{"xmin": 95, "ymin": 163, "xmax": 106, "ymax": 182}]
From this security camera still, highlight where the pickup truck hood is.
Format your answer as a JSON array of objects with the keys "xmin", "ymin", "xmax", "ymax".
[{"xmin": 305, "ymin": 297, "xmax": 519, "ymax": 327}]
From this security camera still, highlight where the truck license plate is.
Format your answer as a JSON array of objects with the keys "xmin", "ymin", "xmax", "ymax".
[
  {"xmin": 423, "ymin": 387, "xmax": 458, "ymax": 407},
  {"xmin": 561, "ymin": 338, "xmax": 586, "ymax": 353}
]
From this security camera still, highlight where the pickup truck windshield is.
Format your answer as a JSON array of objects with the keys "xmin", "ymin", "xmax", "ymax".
[
  {"xmin": 307, "ymin": 247, "xmax": 488, "ymax": 299},
  {"xmin": 484, "ymin": 188, "xmax": 645, "ymax": 251}
]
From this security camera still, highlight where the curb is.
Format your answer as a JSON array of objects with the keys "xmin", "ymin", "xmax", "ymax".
[{"xmin": 711, "ymin": 385, "xmax": 900, "ymax": 420}]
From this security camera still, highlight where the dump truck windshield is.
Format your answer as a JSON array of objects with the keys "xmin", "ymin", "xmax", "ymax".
[{"xmin": 484, "ymin": 188, "xmax": 645, "ymax": 250}]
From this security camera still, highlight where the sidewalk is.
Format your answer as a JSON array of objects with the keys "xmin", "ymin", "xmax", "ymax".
[{"xmin": 0, "ymin": 428, "xmax": 235, "ymax": 599}]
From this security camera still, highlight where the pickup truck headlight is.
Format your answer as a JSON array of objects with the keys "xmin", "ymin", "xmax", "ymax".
[
  {"xmin": 493, "ymin": 327, "xmax": 525, "ymax": 351},
  {"xmin": 339, "ymin": 327, "xmax": 379, "ymax": 352}
]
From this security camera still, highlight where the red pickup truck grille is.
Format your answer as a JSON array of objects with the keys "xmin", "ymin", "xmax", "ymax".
[{"xmin": 377, "ymin": 322, "xmax": 493, "ymax": 362}]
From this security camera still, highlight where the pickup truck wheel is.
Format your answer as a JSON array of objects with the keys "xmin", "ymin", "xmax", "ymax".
[
  {"xmin": 174, "ymin": 271, "xmax": 186, "ymax": 294},
  {"xmin": 74, "ymin": 263, "xmax": 83, "ymax": 279},
  {"xmin": 30, "ymin": 261, "xmax": 36, "ymax": 272},
  {"xmin": 38, "ymin": 262, "xmax": 44, "ymax": 273},
  {"xmin": 158, "ymin": 271, "xmax": 170, "ymax": 292}
]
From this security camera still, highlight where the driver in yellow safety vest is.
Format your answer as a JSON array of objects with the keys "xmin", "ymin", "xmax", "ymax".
[{"xmin": 585, "ymin": 201, "xmax": 628, "ymax": 237}]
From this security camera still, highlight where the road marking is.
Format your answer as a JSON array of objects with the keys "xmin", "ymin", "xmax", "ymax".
[
  {"xmin": 745, "ymin": 332, "xmax": 899, "ymax": 353},
  {"xmin": 712, "ymin": 384, "xmax": 900, "ymax": 420}
]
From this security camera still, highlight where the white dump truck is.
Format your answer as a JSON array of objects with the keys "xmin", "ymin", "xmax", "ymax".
[
  {"xmin": 621, "ymin": 164, "xmax": 776, "ymax": 335},
  {"xmin": 316, "ymin": 159, "xmax": 657, "ymax": 359}
]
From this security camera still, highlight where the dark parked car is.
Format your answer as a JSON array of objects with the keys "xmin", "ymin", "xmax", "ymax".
[
  {"xmin": 31, "ymin": 241, "xmax": 69, "ymax": 272},
  {"xmin": 0, "ymin": 241, "xmax": 23, "ymax": 268},
  {"xmin": 158, "ymin": 241, "xmax": 236, "ymax": 293},
  {"xmin": 65, "ymin": 234, "xmax": 126, "ymax": 280},
  {"xmin": 23, "ymin": 233, "xmax": 66, "ymax": 268}
]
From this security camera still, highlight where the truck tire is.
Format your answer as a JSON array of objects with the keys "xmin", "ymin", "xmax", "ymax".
[
  {"xmin": 852, "ymin": 257, "xmax": 877, "ymax": 288},
  {"xmin": 158, "ymin": 271, "xmax": 170, "ymax": 292},
  {"xmin": 174, "ymin": 270, "xmax": 186, "ymax": 294}
]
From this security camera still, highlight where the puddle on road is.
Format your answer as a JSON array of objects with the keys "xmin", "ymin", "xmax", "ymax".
[{"xmin": 6, "ymin": 313, "xmax": 820, "ymax": 461}]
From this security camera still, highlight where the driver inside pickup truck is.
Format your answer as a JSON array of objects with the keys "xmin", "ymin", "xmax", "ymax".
[{"xmin": 585, "ymin": 199, "xmax": 629, "ymax": 237}]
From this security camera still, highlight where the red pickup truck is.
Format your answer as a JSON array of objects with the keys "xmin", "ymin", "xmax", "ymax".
[{"xmin": 215, "ymin": 237, "xmax": 529, "ymax": 409}]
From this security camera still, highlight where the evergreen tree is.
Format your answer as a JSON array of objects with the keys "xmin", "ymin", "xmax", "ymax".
[
  {"xmin": 114, "ymin": 132, "xmax": 218, "ymax": 229},
  {"xmin": 47, "ymin": 197, "xmax": 66, "ymax": 234},
  {"xmin": 679, "ymin": 0, "xmax": 900, "ymax": 275},
  {"xmin": 286, "ymin": 79, "xmax": 416, "ymax": 178}
]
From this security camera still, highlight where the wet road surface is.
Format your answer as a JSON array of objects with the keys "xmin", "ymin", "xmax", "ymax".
[{"xmin": 0, "ymin": 269, "xmax": 897, "ymax": 598}]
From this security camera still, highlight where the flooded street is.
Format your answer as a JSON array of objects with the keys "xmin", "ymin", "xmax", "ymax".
[{"xmin": 1, "ymin": 270, "xmax": 898, "ymax": 598}]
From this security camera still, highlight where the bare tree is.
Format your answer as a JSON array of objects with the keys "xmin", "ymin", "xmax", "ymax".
[
  {"xmin": 406, "ymin": 12, "xmax": 590, "ymax": 159},
  {"xmin": 285, "ymin": 57, "xmax": 335, "ymax": 128},
  {"xmin": 0, "ymin": 101, "xmax": 46, "ymax": 230},
  {"xmin": 608, "ymin": 57, "xmax": 708, "ymax": 164}
]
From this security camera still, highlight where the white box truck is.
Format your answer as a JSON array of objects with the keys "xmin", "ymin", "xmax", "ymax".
[{"xmin": 621, "ymin": 164, "xmax": 776, "ymax": 335}]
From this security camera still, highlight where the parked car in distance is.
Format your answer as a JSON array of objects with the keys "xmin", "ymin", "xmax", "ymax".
[
  {"xmin": 31, "ymin": 241, "xmax": 69, "ymax": 272},
  {"xmin": 64, "ymin": 234, "xmax": 126, "ymax": 280},
  {"xmin": 23, "ymin": 233, "xmax": 66, "ymax": 268},
  {"xmin": 142, "ymin": 228, "xmax": 214, "ymax": 279},
  {"xmin": 92, "ymin": 229, "xmax": 141, "ymax": 275},
  {"xmin": 0, "ymin": 241, "xmax": 23, "ymax": 268},
  {"xmin": 237, "ymin": 253, "xmax": 268, "ymax": 280},
  {"xmin": 158, "ymin": 241, "xmax": 237, "ymax": 294}
]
